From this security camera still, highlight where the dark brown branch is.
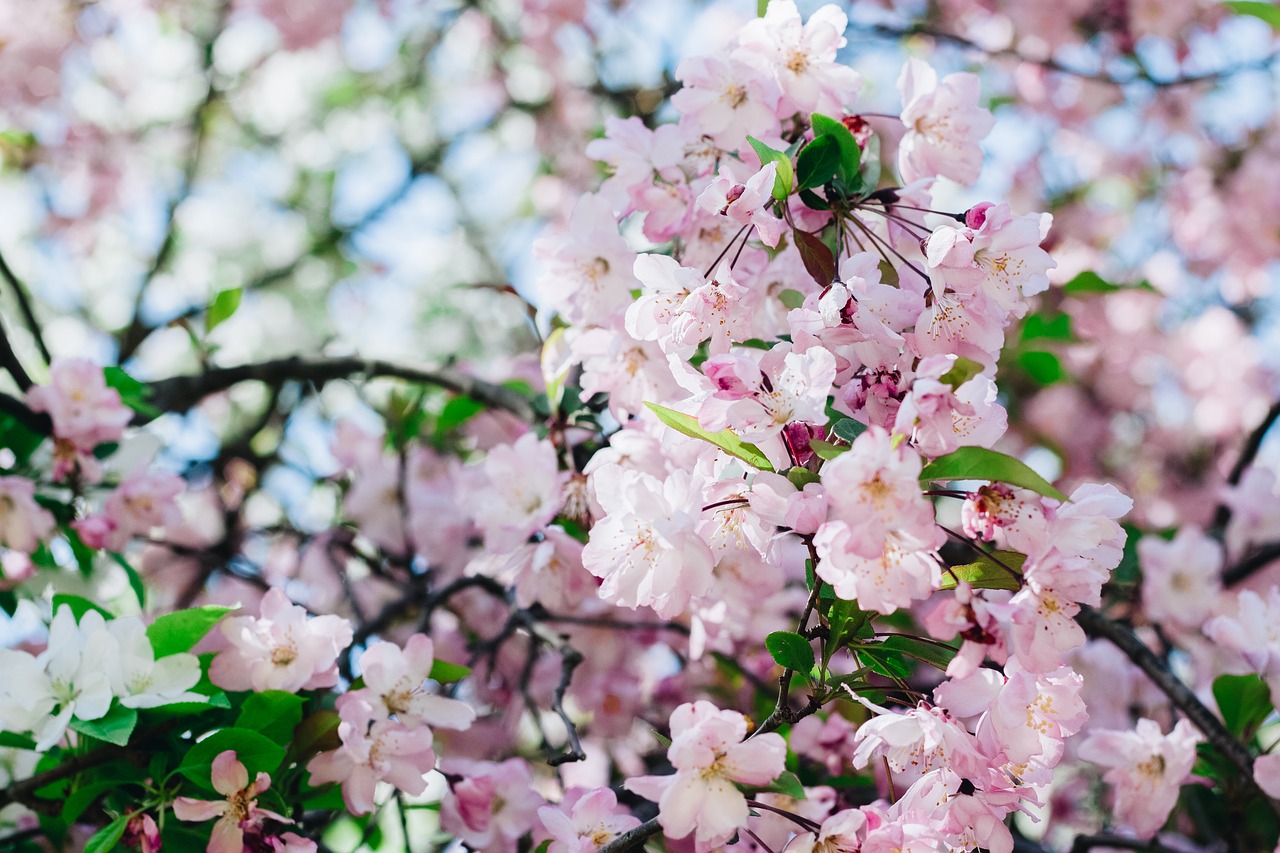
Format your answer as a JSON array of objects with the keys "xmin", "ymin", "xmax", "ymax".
[
  {"xmin": 0, "ymin": 320, "xmax": 33, "ymax": 391},
  {"xmin": 598, "ymin": 817, "xmax": 661, "ymax": 853},
  {"xmin": 0, "ymin": 248, "xmax": 49, "ymax": 365},
  {"xmin": 1213, "ymin": 400, "xmax": 1280, "ymax": 535},
  {"xmin": 0, "ymin": 742, "xmax": 130, "ymax": 811},
  {"xmin": 1222, "ymin": 541, "xmax": 1280, "ymax": 587},
  {"xmin": 143, "ymin": 355, "xmax": 536, "ymax": 424},
  {"xmin": 0, "ymin": 391, "xmax": 49, "ymax": 433},
  {"xmin": 1075, "ymin": 605, "xmax": 1275, "ymax": 810}
]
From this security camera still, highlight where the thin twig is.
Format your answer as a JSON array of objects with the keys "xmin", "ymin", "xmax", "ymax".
[{"xmin": 0, "ymin": 248, "xmax": 49, "ymax": 364}]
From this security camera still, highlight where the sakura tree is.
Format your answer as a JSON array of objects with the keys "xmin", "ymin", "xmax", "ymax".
[{"xmin": 0, "ymin": 1, "xmax": 1279, "ymax": 853}]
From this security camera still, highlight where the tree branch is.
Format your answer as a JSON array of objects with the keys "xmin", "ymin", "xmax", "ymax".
[
  {"xmin": 143, "ymin": 355, "xmax": 536, "ymax": 424},
  {"xmin": 1221, "ymin": 541, "xmax": 1280, "ymax": 587},
  {"xmin": 1213, "ymin": 400, "xmax": 1280, "ymax": 535},
  {"xmin": 598, "ymin": 817, "xmax": 661, "ymax": 853},
  {"xmin": 0, "ymin": 247, "xmax": 50, "ymax": 365},
  {"xmin": 1075, "ymin": 605, "xmax": 1274, "ymax": 810}
]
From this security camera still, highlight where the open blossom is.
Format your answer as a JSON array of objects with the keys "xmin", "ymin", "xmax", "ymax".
[
  {"xmin": 350, "ymin": 634, "xmax": 476, "ymax": 730},
  {"xmin": 625, "ymin": 701, "xmax": 786, "ymax": 850},
  {"xmin": 734, "ymin": 0, "xmax": 861, "ymax": 116},
  {"xmin": 307, "ymin": 695, "xmax": 440, "ymax": 815},
  {"xmin": 893, "ymin": 356, "xmax": 1007, "ymax": 457},
  {"xmin": 210, "ymin": 587, "xmax": 353, "ymax": 693},
  {"xmin": 697, "ymin": 344, "xmax": 837, "ymax": 443},
  {"xmin": 461, "ymin": 432, "xmax": 566, "ymax": 551},
  {"xmin": 897, "ymin": 58, "xmax": 995, "ymax": 185},
  {"xmin": 0, "ymin": 476, "xmax": 55, "ymax": 552},
  {"xmin": 671, "ymin": 54, "xmax": 780, "ymax": 147},
  {"xmin": 440, "ymin": 758, "xmax": 546, "ymax": 853},
  {"xmin": 1139, "ymin": 526, "xmax": 1223, "ymax": 629},
  {"xmin": 1078, "ymin": 718, "xmax": 1202, "ymax": 839},
  {"xmin": 697, "ymin": 160, "xmax": 786, "ymax": 248},
  {"xmin": 79, "ymin": 470, "xmax": 185, "ymax": 551},
  {"xmin": 174, "ymin": 750, "xmax": 293, "ymax": 853},
  {"xmin": 536, "ymin": 787, "xmax": 642, "ymax": 853},
  {"xmin": 1204, "ymin": 588, "xmax": 1280, "ymax": 698},
  {"xmin": 582, "ymin": 465, "xmax": 714, "ymax": 619},
  {"xmin": 105, "ymin": 616, "xmax": 202, "ymax": 708},
  {"xmin": 26, "ymin": 359, "xmax": 132, "ymax": 452},
  {"xmin": 818, "ymin": 427, "xmax": 936, "ymax": 559}
]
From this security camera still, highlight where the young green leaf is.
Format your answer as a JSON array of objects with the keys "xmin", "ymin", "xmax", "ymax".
[
  {"xmin": 1226, "ymin": 1, "xmax": 1280, "ymax": 29},
  {"xmin": 831, "ymin": 418, "xmax": 867, "ymax": 442},
  {"xmin": 810, "ymin": 113, "xmax": 861, "ymax": 185},
  {"xmin": 753, "ymin": 769, "xmax": 806, "ymax": 800},
  {"xmin": 206, "ymin": 287, "xmax": 244, "ymax": 332},
  {"xmin": 938, "ymin": 550, "xmax": 1027, "ymax": 592},
  {"xmin": 51, "ymin": 594, "xmax": 114, "ymax": 622},
  {"xmin": 147, "ymin": 605, "xmax": 237, "ymax": 658},
  {"xmin": 177, "ymin": 728, "xmax": 287, "ymax": 790},
  {"xmin": 808, "ymin": 438, "xmax": 848, "ymax": 461},
  {"xmin": 645, "ymin": 403, "xmax": 774, "ymax": 471},
  {"xmin": 103, "ymin": 367, "xmax": 161, "ymax": 419},
  {"xmin": 870, "ymin": 634, "xmax": 958, "ymax": 672},
  {"xmin": 920, "ymin": 446, "xmax": 1069, "ymax": 501},
  {"xmin": 796, "ymin": 134, "xmax": 841, "ymax": 190},
  {"xmin": 235, "ymin": 691, "xmax": 305, "ymax": 746},
  {"xmin": 84, "ymin": 814, "xmax": 131, "ymax": 853},
  {"xmin": 429, "ymin": 658, "xmax": 472, "ymax": 683},
  {"xmin": 778, "ymin": 288, "xmax": 806, "ymax": 310},
  {"xmin": 1212, "ymin": 674, "xmax": 1273, "ymax": 739},
  {"xmin": 937, "ymin": 357, "xmax": 984, "ymax": 390},
  {"xmin": 746, "ymin": 136, "xmax": 794, "ymax": 200},
  {"xmin": 765, "ymin": 631, "xmax": 816, "ymax": 673},
  {"xmin": 71, "ymin": 704, "xmax": 138, "ymax": 747}
]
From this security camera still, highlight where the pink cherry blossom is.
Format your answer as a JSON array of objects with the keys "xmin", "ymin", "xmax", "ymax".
[
  {"xmin": 697, "ymin": 161, "xmax": 786, "ymax": 248},
  {"xmin": 306, "ymin": 695, "xmax": 440, "ymax": 816},
  {"xmin": 461, "ymin": 431, "xmax": 566, "ymax": 551},
  {"xmin": 173, "ymin": 750, "xmax": 292, "ymax": 853},
  {"xmin": 1139, "ymin": 526, "xmax": 1223, "ymax": 630},
  {"xmin": 897, "ymin": 59, "xmax": 995, "ymax": 185},
  {"xmin": 625, "ymin": 701, "xmax": 786, "ymax": 850},
  {"xmin": 210, "ymin": 587, "xmax": 353, "ymax": 693},
  {"xmin": 0, "ymin": 476, "xmax": 55, "ymax": 553},
  {"xmin": 351, "ymin": 634, "xmax": 476, "ymax": 730},
  {"xmin": 671, "ymin": 55, "xmax": 780, "ymax": 148},
  {"xmin": 26, "ymin": 359, "xmax": 132, "ymax": 452},
  {"xmin": 535, "ymin": 787, "xmax": 641, "ymax": 853},
  {"xmin": 440, "ymin": 758, "xmax": 546, "ymax": 853},
  {"xmin": 734, "ymin": 1, "xmax": 861, "ymax": 116},
  {"xmin": 1078, "ymin": 718, "xmax": 1202, "ymax": 839}
]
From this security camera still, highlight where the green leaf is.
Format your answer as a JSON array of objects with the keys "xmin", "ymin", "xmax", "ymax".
[
  {"xmin": 786, "ymin": 467, "xmax": 821, "ymax": 488},
  {"xmin": 1021, "ymin": 311, "xmax": 1073, "ymax": 342},
  {"xmin": 103, "ymin": 367, "xmax": 161, "ymax": 419},
  {"xmin": 206, "ymin": 287, "xmax": 243, "ymax": 332},
  {"xmin": 63, "ymin": 778, "xmax": 135, "ymax": 824},
  {"xmin": 177, "ymin": 728, "xmax": 287, "ymax": 790},
  {"xmin": 71, "ymin": 704, "xmax": 137, "ymax": 747},
  {"xmin": 1213, "ymin": 674, "xmax": 1273, "ymax": 739},
  {"xmin": 84, "ymin": 813, "xmax": 130, "ymax": 853},
  {"xmin": 644, "ymin": 403, "xmax": 774, "ymax": 471},
  {"xmin": 1226, "ymin": 0, "xmax": 1280, "ymax": 29},
  {"xmin": 873, "ymin": 635, "xmax": 958, "ymax": 671},
  {"xmin": 755, "ymin": 770, "xmax": 806, "ymax": 800},
  {"xmin": 0, "ymin": 411, "xmax": 46, "ymax": 464},
  {"xmin": 1061, "ymin": 271, "xmax": 1158, "ymax": 296},
  {"xmin": 147, "ymin": 605, "xmax": 237, "ymax": 658},
  {"xmin": 825, "ymin": 598, "xmax": 869, "ymax": 660},
  {"xmin": 109, "ymin": 552, "xmax": 145, "ymax": 609},
  {"xmin": 533, "ymin": 841, "xmax": 553, "ymax": 853},
  {"xmin": 920, "ymin": 446, "xmax": 1069, "ymax": 501},
  {"xmin": 938, "ymin": 357, "xmax": 984, "ymax": 390},
  {"xmin": 765, "ymin": 631, "xmax": 815, "ymax": 672},
  {"xmin": 855, "ymin": 645, "xmax": 913, "ymax": 680},
  {"xmin": 51, "ymin": 594, "xmax": 113, "ymax": 622},
  {"xmin": 794, "ymin": 228, "xmax": 836, "ymax": 287},
  {"xmin": 1017, "ymin": 351, "xmax": 1065, "ymax": 385},
  {"xmin": 746, "ymin": 136, "xmax": 794, "ymax": 200},
  {"xmin": 437, "ymin": 396, "xmax": 485, "ymax": 434},
  {"xmin": 810, "ymin": 113, "xmax": 861, "ymax": 185},
  {"xmin": 757, "ymin": 0, "xmax": 769, "ymax": 15},
  {"xmin": 938, "ymin": 550, "xmax": 1027, "ymax": 592},
  {"xmin": 808, "ymin": 439, "xmax": 847, "ymax": 461},
  {"xmin": 778, "ymin": 288, "xmax": 806, "ymax": 310},
  {"xmin": 429, "ymin": 658, "xmax": 472, "ymax": 683},
  {"xmin": 831, "ymin": 419, "xmax": 867, "ymax": 443},
  {"xmin": 235, "ymin": 691, "xmax": 305, "ymax": 746},
  {"xmin": 288, "ymin": 711, "xmax": 342, "ymax": 763},
  {"xmin": 796, "ymin": 135, "xmax": 841, "ymax": 190},
  {"xmin": 0, "ymin": 731, "xmax": 36, "ymax": 750}
]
